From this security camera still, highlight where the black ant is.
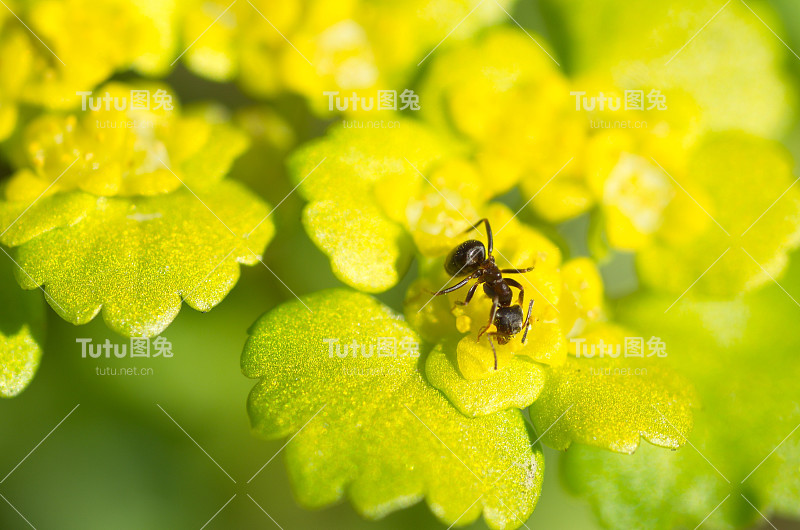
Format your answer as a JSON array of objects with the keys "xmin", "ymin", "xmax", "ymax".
[{"xmin": 432, "ymin": 218, "xmax": 535, "ymax": 370}]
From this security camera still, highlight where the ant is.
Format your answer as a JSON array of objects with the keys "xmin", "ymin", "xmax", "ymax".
[{"xmin": 432, "ymin": 218, "xmax": 535, "ymax": 370}]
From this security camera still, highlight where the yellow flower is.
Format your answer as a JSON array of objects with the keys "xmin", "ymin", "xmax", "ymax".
[
  {"xmin": 180, "ymin": 0, "xmax": 517, "ymax": 115},
  {"xmin": 406, "ymin": 203, "xmax": 605, "ymax": 380},
  {"xmin": 420, "ymin": 27, "xmax": 586, "ymax": 202},
  {"xmin": 5, "ymin": 82, "xmax": 248, "ymax": 199}
]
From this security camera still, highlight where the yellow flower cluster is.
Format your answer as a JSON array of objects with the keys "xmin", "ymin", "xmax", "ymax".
[
  {"xmin": 7, "ymin": 82, "xmax": 247, "ymax": 199},
  {"xmin": 418, "ymin": 23, "xmax": 800, "ymax": 295},
  {"xmin": 180, "ymin": 0, "xmax": 515, "ymax": 114},
  {"xmin": 0, "ymin": 82, "xmax": 273, "ymax": 337}
]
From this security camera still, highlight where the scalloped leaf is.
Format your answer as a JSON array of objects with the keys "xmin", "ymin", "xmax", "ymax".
[
  {"xmin": 563, "ymin": 278, "xmax": 800, "ymax": 528},
  {"xmin": 529, "ymin": 324, "xmax": 695, "ymax": 453},
  {"xmin": 0, "ymin": 255, "xmax": 44, "ymax": 397},
  {"xmin": 287, "ymin": 120, "xmax": 454, "ymax": 292},
  {"xmin": 302, "ymin": 197, "xmax": 414, "ymax": 293},
  {"xmin": 563, "ymin": 433, "xmax": 731, "ymax": 530},
  {"xmin": 0, "ymin": 186, "xmax": 96, "ymax": 247},
  {"xmin": 242, "ymin": 289, "xmax": 544, "ymax": 529},
  {"xmin": 0, "ymin": 180, "xmax": 274, "ymax": 337},
  {"xmin": 425, "ymin": 340, "xmax": 547, "ymax": 417}
]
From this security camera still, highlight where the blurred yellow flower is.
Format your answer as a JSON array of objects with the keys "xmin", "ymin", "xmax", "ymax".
[
  {"xmin": 180, "ymin": 0, "xmax": 516, "ymax": 114},
  {"xmin": 5, "ymin": 82, "xmax": 248, "ymax": 199},
  {"xmin": 0, "ymin": 0, "xmax": 177, "ymax": 140}
]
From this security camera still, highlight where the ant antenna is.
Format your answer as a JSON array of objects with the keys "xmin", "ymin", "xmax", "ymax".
[{"xmin": 488, "ymin": 334, "xmax": 498, "ymax": 370}]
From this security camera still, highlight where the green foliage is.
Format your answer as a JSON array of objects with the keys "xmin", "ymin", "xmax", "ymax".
[
  {"xmin": 0, "ymin": 1, "xmax": 796, "ymax": 528},
  {"xmin": 243, "ymin": 289, "xmax": 544, "ymax": 529},
  {"xmin": 287, "ymin": 120, "xmax": 453, "ymax": 292},
  {"xmin": 0, "ymin": 81, "xmax": 273, "ymax": 339},
  {"xmin": 0, "ymin": 256, "xmax": 43, "ymax": 397},
  {"xmin": 1, "ymin": 181, "xmax": 274, "ymax": 337},
  {"xmin": 563, "ymin": 276, "xmax": 800, "ymax": 528},
  {"xmin": 425, "ymin": 340, "xmax": 547, "ymax": 417},
  {"xmin": 542, "ymin": 0, "xmax": 795, "ymax": 137},
  {"xmin": 529, "ymin": 332, "xmax": 695, "ymax": 453}
]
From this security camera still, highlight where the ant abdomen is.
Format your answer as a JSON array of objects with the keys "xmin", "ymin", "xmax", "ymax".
[{"xmin": 494, "ymin": 306, "xmax": 524, "ymax": 336}]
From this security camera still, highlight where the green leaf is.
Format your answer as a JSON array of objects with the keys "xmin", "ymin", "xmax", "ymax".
[
  {"xmin": 287, "ymin": 120, "xmax": 454, "ymax": 292},
  {"xmin": 425, "ymin": 340, "xmax": 547, "ymax": 417},
  {"xmin": 243, "ymin": 289, "xmax": 544, "ymax": 529},
  {"xmin": 0, "ymin": 180, "xmax": 274, "ymax": 337},
  {"xmin": 0, "ymin": 187, "xmax": 96, "ymax": 247},
  {"xmin": 563, "ymin": 278, "xmax": 800, "ymax": 528},
  {"xmin": 302, "ymin": 197, "xmax": 414, "ymax": 293},
  {"xmin": 0, "ymin": 329, "xmax": 41, "ymax": 398},
  {"xmin": 529, "ymin": 324, "xmax": 695, "ymax": 454},
  {"xmin": 0, "ymin": 255, "xmax": 44, "ymax": 397},
  {"xmin": 563, "ymin": 433, "xmax": 731, "ymax": 530}
]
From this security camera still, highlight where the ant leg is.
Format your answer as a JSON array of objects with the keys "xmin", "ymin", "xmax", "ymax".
[
  {"xmin": 505, "ymin": 277, "xmax": 525, "ymax": 307},
  {"xmin": 462, "ymin": 218, "xmax": 493, "ymax": 256},
  {"xmin": 499, "ymin": 267, "xmax": 535, "ymax": 274},
  {"xmin": 521, "ymin": 299, "xmax": 535, "ymax": 343},
  {"xmin": 430, "ymin": 272, "xmax": 480, "ymax": 296},
  {"xmin": 487, "ymin": 333, "xmax": 498, "ymax": 370},
  {"xmin": 477, "ymin": 296, "xmax": 499, "ymax": 341},
  {"xmin": 454, "ymin": 282, "xmax": 479, "ymax": 306}
]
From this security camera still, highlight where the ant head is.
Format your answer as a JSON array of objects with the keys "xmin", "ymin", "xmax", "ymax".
[
  {"xmin": 494, "ymin": 305, "xmax": 524, "ymax": 336},
  {"xmin": 445, "ymin": 239, "xmax": 486, "ymax": 276}
]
